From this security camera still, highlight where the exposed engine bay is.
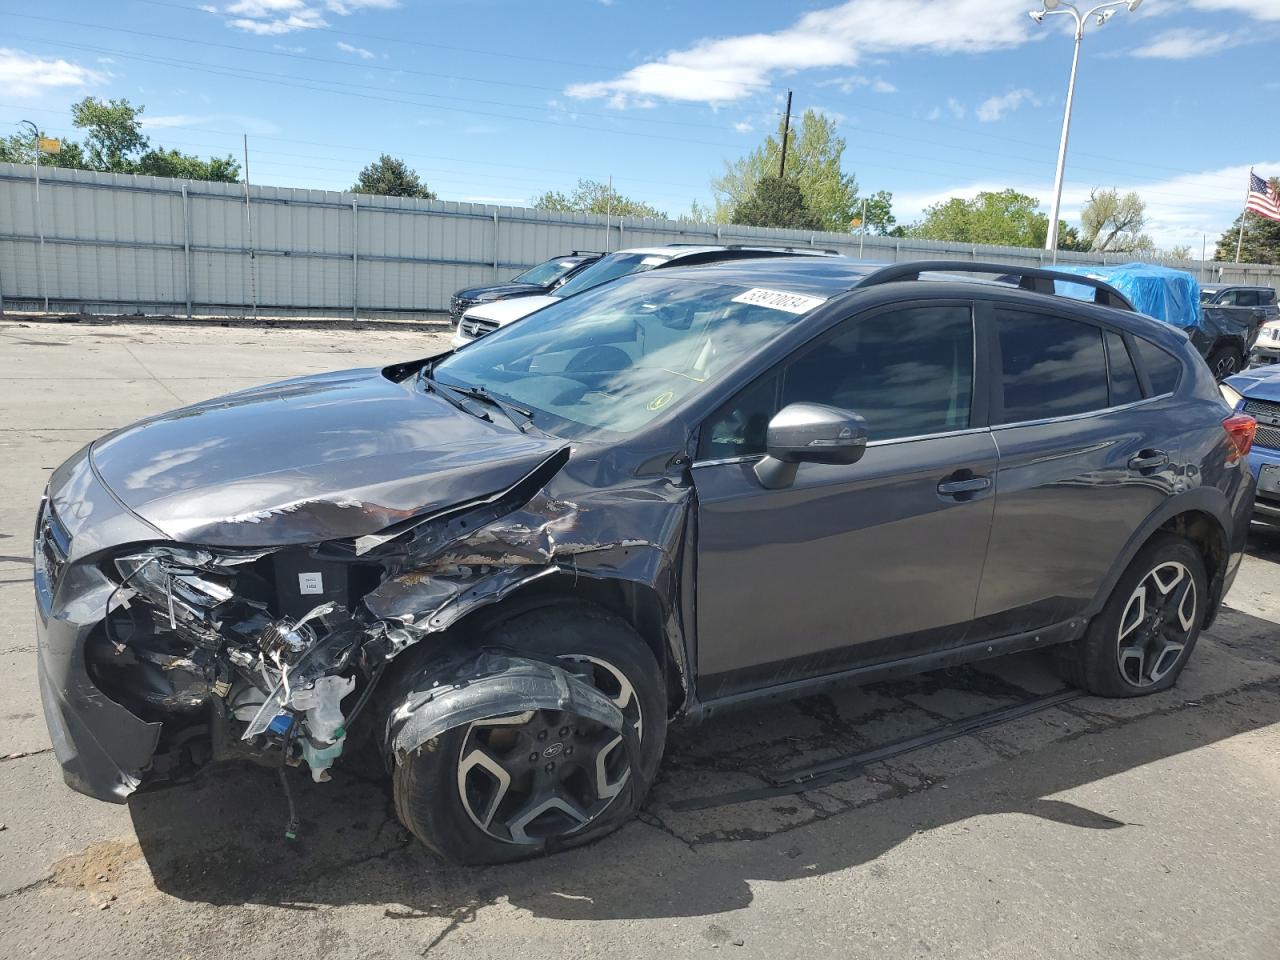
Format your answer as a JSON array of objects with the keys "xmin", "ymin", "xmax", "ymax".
[{"xmin": 78, "ymin": 445, "xmax": 686, "ymax": 811}]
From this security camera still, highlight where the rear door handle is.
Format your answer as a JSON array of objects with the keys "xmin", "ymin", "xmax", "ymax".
[
  {"xmin": 937, "ymin": 476, "xmax": 992, "ymax": 496},
  {"xmin": 1128, "ymin": 450, "xmax": 1169, "ymax": 472}
]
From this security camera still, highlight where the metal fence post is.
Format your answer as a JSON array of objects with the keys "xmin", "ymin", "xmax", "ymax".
[
  {"xmin": 618, "ymin": 217, "xmax": 624, "ymax": 250},
  {"xmin": 351, "ymin": 197, "xmax": 358, "ymax": 322},
  {"xmin": 32, "ymin": 163, "xmax": 48, "ymax": 312},
  {"xmin": 493, "ymin": 209, "xmax": 500, "ymax": 281},
  {"xmin": 181, "ymin": 184, "xmax": 192, "ymax": 319}
]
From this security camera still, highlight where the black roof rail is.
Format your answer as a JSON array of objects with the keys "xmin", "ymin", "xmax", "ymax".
[
  {"xmin": 568, "ymin": 250, "xmax": 606, "ymax": 257},
  {"xmin": 722, "ymin": 243, "xmax": 842, "ymax": 255},
  {"xmin": 857, "ymin": 260, "xmax": 1135, "ymax": 311}
]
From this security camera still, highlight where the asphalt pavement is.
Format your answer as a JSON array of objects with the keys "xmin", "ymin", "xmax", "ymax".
[{"xmin": 1, "ymin": 319, "xmax": 1277, "ymax": 959}]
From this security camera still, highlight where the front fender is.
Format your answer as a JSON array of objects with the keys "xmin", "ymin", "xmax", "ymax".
[{"xmin": 384, "ymin": 651, "xmax": 624, "ymax": 763}]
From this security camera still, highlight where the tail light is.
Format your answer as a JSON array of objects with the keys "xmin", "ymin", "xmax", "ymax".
[{"xmin": 1222, "ymin": 413, "xmax": 1256, "ymax": 463}]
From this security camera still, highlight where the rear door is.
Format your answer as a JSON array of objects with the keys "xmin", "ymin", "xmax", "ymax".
[
  {"xmin": 975, "ymin": 301, "xmax": 1181, "ymax": 633},
  {"xmin": 692, "ymin": 299, "xmax": 998, "ymax": 700}
]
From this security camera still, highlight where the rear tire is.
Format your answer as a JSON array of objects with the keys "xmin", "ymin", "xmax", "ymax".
[
  {"xmin": 392, "ymin": 604, "xmax": 666, "ymax": 865},
  {"xmin": 1207, "ymin": 344, "xmax": 1244, "ymax": 381},
  {"xmin": 1057, "ymin": 533, "xmax": 1207, "ymax": 698}
]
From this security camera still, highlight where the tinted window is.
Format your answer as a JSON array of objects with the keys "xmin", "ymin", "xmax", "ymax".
[
  {"xmin": 1132, "ymin": 337, "xmax": 1181, "ymax": 396},
  {"xmin": 781, "ymin": 305, "xmax": 973, "ymax": 441},
  {"xmin": 995, "ymin": 309, "xmax": 1108, "ymax": 423},
  {"xmin": 1235, "ymin": 290, "xmax": 1260, "ymax": 307},
  {"xmin": 1264, "ymin": 289, "xmax": 1277, "ymax": 306},
  {"xmin": 1216, "ymin": 290, "xmax": 1238, "ymax": 306},
  {"xmin": 512, "ymin": 258, "xmax": 582, "ymax": 286},
  {"xmin": 1105, "ymin": 331, "xmax": 1142, "ymax": 405},
  {"xmin": 701, "ymin": 374, "xmax": 779, "ymax": 459}
]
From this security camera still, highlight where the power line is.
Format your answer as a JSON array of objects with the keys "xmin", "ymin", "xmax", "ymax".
[{"xmin": 0, "ymin": 12, "xmax": 764, "ymax": 131}]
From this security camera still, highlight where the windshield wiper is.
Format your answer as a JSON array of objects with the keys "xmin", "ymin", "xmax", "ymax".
[
  {"xmin": 420, "ymin": 372, "xmax": 492, "ymax": 423},
  {"xmin": 445, "ymin": 383, "xmax": 537, "ymax": 433}
]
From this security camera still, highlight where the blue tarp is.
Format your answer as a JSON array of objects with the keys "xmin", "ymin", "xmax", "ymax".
[{"xmin": 1050, "ymin": 262, "xmax": 1203, "ymax": 330}]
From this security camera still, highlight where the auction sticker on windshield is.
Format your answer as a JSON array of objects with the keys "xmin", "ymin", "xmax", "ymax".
[{"xmin": 731, "ymin": 288, "xmax": 827, "ymax": 314}]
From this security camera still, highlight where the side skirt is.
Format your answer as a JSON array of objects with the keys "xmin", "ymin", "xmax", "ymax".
[{"xmin": 687, "ymin": 616, "xmax": 1087, "ymax": 722}]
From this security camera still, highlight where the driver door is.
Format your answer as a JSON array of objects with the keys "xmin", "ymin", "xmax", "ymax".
[{"xmin": 691, "ymin": 300, "xmax": 998, "ymax": 701}]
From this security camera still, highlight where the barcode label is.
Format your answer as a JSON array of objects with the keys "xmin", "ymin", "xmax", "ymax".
[{"xmin": 731, "ymin": 287, "xmax": 827, "ymax": 314}]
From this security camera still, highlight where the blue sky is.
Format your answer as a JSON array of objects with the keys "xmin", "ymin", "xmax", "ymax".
[{"xmin": 2, "ymin": 0, "xmax": 1278, "ymax": 251}]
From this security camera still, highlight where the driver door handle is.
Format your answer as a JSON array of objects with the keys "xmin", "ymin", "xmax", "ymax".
[{"xmin": 937, "ymin": 476, "xmax": 991, "ymax": 496}]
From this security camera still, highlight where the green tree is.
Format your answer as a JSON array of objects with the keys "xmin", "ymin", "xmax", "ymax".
[
  {"xmin": 910, "ymin": 189, "xmax": 1050, "ymax": 247},
  {"xmin": 531, "ymin": 178, "xmax": 665, "ymax": 219},
  {"xmin": 1080, "ymin": 187, "xmax": 1150, "ymax": 252},
  {"xmin": 851, "ymin": 189, "xmax": 896, "ymax": 235},
  {"xmin": 1215, "ymin": 178, "xmax": 1280, "ymax": 264},
  {"xmin": 71, "ymin": 97, "xmax": 149, "ymax": 172},
  {"xmin": 730, "ymin": 175, "xmax": 822, "ymax": 230},
  {"xmin": 0, "ymin": 99, "xmax": 237, "ymax": 182},
  {"xmin": 137, "ymin": 148, "xmax": 240, "ymax": 182},
  {"xmin": 351, "ymin": 154, "xmax": 436, "ymax": 199},
  {"xmin": 713, "ymin": 110, "xmax": 859, "ymax": 231},
  {"xmin": 1056, "ymin": 221, "xmax": 1084, "ymax": 251}
]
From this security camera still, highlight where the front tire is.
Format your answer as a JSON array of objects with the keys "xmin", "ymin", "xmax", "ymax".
[
  {"xmin": 1058, "ymin": 533, "xmax": 1208, "ymax": 697},
  {"xmin": 392, "ymin": 604, "xmax": 666, "ymax": 865}
]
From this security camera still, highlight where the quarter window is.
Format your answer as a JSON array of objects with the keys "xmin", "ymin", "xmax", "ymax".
[
  {"xmin": 1105, "ymin": 331, "xmax": 1143, "ymax": 406},
  {"xmin": 995, "ymin": 309, "xmax": 1108, "ymax": 424},
  {"xmin": 1132, "ymin": 337, "xmax": 1181, "ymax": 396}
]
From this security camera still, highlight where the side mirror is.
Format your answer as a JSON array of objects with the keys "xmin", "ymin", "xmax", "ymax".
[{"xmin": 754, "ymin": 403, "xmax": 868, "ymax": 489}]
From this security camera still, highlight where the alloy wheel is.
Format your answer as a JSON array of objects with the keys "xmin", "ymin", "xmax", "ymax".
[
  {"xmin": 1116, "ymin": 560, "xmax": 1197, "ymax": 688},
  {"xmin": 455, "ymin": 655, "xmax": 643, "ymax": 845}
]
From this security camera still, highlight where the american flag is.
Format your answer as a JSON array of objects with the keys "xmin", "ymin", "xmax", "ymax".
[{"xmin": 1246, "ymin": 172, "xmax": 1280, "ymax": 222}]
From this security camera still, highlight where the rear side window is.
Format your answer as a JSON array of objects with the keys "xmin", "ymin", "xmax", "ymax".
[
  {"xmin": 1236, "ymin": 290, "xmax": 1260, "ymax": 307},
  {"xmin": 1105, "ymin": 331, "xmax": 1142, "ymax": 406},
  {"xmin": 994, "ymin": 309, "xmax": 1108, "ymax": 424},
  {"xmin": 1264, "ymin": 289, "xmax": 1277, "ymax": 306},
  {"xmin": 1132, "ymin": 337, "xmax": 1181, "ymax": 396}
]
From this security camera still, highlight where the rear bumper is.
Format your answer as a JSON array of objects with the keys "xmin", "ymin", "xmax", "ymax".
[
  {"xmin": 1246, "ymin": 444, "xmax": 1280, "ymax": 525},
  {"xmin": 1250, "ymin": 342, "xmax": 1280, "ymax": 364}
]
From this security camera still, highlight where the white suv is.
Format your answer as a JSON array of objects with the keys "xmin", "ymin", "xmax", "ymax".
[{"xmin": 451, "ymin": 244, "xmax": 840, "ymax": 348}]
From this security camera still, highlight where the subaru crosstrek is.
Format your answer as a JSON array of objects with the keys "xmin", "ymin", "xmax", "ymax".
[{"xmin": 35, "ymin": 258, "xmax": 1255, "ymax": 865}]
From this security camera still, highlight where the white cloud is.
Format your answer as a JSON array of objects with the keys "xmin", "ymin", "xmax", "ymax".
[
  {"xmin": 734, "ymin": 120, "xmax": 754, "ymax": 133},
  {"xmin": 817, "ymin": 74, "xmax": 897, "ymax": 94},
  {"xmin": 565, "ymin": 0, "xmax": 1032, "ymax": 106},
  {"xmin": 893, "ymin": 162, "xmax": 1280, "ymax": 251},
  {"xmin": 208, "ymin": 0, "xmax": 396, "ymax": 35},
  {"xmin": 947, "ymin": 97, "xmax": 965, "ymax": 119},
  {"xmin": 336, "ymin": 40, "xmax": 375, "ymax": 59},
  {"xmin": 1187, "ymin": 0, "xmax": 1280, "ymax": 21},
  {"xmin": 975, "ymin": 88, "xmax": 1039, "ymax": 122},
  {"xmin": 1131, "ymin": 28, "xmax": 1252, "ymax": 59},
  {"xmin": 0, "ymin": 48, "xmax": 104, "ymax": 98}
]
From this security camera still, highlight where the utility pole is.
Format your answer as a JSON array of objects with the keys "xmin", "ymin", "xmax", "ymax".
[
  {"xmin": 242, "ymin": 134, "xmax": 258, "ymax": 320},
  {"xmin": 778, "ymin": 90, "xmax": 793, "ymax": 179}
]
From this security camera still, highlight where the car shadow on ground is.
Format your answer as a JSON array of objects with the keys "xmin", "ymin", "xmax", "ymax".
[{"xmin": 128, "ymin": 599, "xmax": 1280, "ymax": 923}]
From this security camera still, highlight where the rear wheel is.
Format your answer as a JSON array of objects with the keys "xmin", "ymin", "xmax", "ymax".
[
  {"xmin": 392, "ymin": 604, "xmax": 666, "ymax": 864},
  {"xmin": 1207, "ymin": 344, "xmax": 1244, "ymax": 380},
  {"xmin": 1058, "ymin": 533, "xmax": 1207, "ymax": 697}
]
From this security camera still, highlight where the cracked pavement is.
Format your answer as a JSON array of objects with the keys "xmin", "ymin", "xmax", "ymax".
[{"xmin": 1, "ymin": 319, "xmax": 1278, "ymax": 959}]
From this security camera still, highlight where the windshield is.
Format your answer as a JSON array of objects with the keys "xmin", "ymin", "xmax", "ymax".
[
  {"xmin": 512, "ymin": 257, "xmax": 582, "ymax": 287},
  {"xmin": 432, "ymin": 275, "xmax": 818, "ymax": 437},
  {"xmin": 552, "ymin": 252, "xmax": 670, "ymax": 299}
]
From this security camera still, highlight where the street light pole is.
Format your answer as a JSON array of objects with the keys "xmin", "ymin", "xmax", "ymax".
[
  {"xmin": 19, "ymin": 120, "xmax": 48, "ymax": 312},
  {"xmin": 1030, "ymin": 0, "xmax": 1143, "ymax": 262}
]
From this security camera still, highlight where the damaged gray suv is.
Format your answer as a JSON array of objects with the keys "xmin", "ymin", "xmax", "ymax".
[{"xmin": 35, "ymin": 258, "xmax": 1256, "ymax": 864}]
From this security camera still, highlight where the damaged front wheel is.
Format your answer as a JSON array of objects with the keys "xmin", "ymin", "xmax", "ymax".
[{"xmin": 392, "ymin": 604, "xmax": 666, "ymax": 864}]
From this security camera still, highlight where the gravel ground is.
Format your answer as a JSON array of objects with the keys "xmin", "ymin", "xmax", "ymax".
[{"xmin": 1, "ymin": 319, "xmax": 1278, "ymax": 960}]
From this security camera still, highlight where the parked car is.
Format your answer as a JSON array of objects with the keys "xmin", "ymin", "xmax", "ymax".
[
  {"xmin": 1200, "ymin": 285, "xmax": 1278, "ymax": 374},
  {"xmin": 451, "ymin": 243, "xmax": 840, "ymax": 348},
  {"xmin": 36, "ymin": 258, "xmax": 1255, "ymax": 866},
  {"xmin": 449, "ymin": 252, "xmax": 604, "ymax": 327},
  {"xmin": 1055, "ymin": 264, "xmax": 1274, "ymax": 380},
  {"xmin": 1222, "ymin": 365, "xmax": 1280, "ymax": 525}
]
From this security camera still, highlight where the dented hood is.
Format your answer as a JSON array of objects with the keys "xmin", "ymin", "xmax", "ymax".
[{"xmin": 87, "ymin": 367, "xmax": 565, "ymax": 547}]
